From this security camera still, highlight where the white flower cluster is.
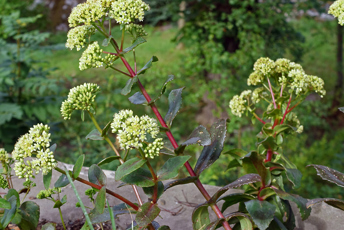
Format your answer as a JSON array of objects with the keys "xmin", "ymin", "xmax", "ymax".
[
  {"xmin": 329, "ymin": 0, "xmax": 344, "ymax": 25},
  {"xmin": 12, "ymin": 124, "xmax": 57, "ymax": 180},
  {"xmin": 253, "ymin": 57, "xmax": 276, "ymax": 76},
  {"xmin": 37, "ymin": 187, "xmax": 61, "ymax": 199},
  {"xmin": 109, "ymin": 0, "xmax": 150, "ymax": 24},
  {"xmin": 125, "ymin": 24, "xmax": 148, "ymax": 38},
  {"xmin": 144, "ymin": 138, "xmax": 163, "ymax": 159},
  {"xmin": 111, "ymin": 110, "xmax": 163, "ymax": 158},
  {"xmin": 66, "ymin": 25, "xmax": 96, "ymax": 51},
  {"xmin": 229, "ymin": 90, "xmax": 252, "ymax": 117},
  {"xmin": 68, "ymin": 0, "xmax": 105, "ymax": 27},
  {"xmin": 61, "ymin": 83, "xmax": 100, "ymax": 120},
  {"xmin": 0, "ymin": 148, "xmax": 10, "ymax": 164},
  {"xmin": 79, "ymin": 42, "xmax": 116, "ymax": 71}
]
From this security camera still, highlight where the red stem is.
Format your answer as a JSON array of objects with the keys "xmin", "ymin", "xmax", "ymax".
[
  {"xmin": 286, "ymin": 101, "xmax": 300, "ymax": 114},
  {"xmin": 267, "ymin": 78, "xmax": 277, "ymax": 109},
  {"xmin": 264, "ymin": 149, "xmax": 273, "ymax": 163},
  {"xmin": 253, "ymin": 113, "xmax": 266, "ymax": 124},
  {"xmin": 103, "ymin": 51, "xmax": 118, "ymax": 56},
  {"xmin": 120, "ymin": 57, "xmax": 232, "ymax": 230},
  {"xmin": 280, "ymin": 95, "xmax": 292, "ymax": 125}
]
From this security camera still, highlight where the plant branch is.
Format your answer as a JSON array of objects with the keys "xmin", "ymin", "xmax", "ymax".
[
  {"xmin": 280, "ymin": 95, "xmax": 292, "ymax": 124},
  {"xmin": 120, "ymin": 28, "xmax": 125, "ymax": 51},
  {"xmin": 286, "ymin": 101, "xmax": 301, "ymax": 114},
  {"xmin": 108, "ymin": 66, "xmax": 132, "ymax": 77},
  {"xmin": 253, "ymin": 112, "xmax": 266, "ymax": 124},
  {"xmin": 267, "ymin": 77, "xmax": 277, "ymax": 109},
  {"xmin": 58, "ymin": 207, "xmax": 67, "ymax": 230}
]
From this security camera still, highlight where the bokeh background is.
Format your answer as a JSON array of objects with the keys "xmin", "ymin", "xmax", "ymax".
[{"xmin": 1, "ymin": 0, "xmax": 343, "ymax": 199}]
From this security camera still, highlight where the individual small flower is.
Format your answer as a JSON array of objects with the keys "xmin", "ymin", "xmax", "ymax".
[
  {"xmin": 60, "ymin": 83, "xmax": 100, "ymax": 119},
  {"xmin": 329, "ymin": 0, "xmax": 344, "ymax": 25},
  {"xmin": 289, "ymin": 62, "xmax": 304, "ymax": 72},
  {"xmin": 37, "ymin": 187, "xmax": 61, "ymax": 199},
  {"xmin": 111, "ymin": 110, "xmax": 162, "ymax": 155},
  {"xmin": 66, "ymin": 25, "xmax": 96, "ymax": 51},
  {"xmin": 109, "ymin": 0, "xmax": 150, "ymax": 24},
  {"xmin": 253, "ymin": 57, "xmax": 275, "ymax": 76},
  {"xmin": 252, "ymin": 87, "xmax": 265, "ymax": 104},
  {"xmin": 0, "ymin": 175, "xmax": 8, "ymax": 189},
  {"xmin": 229, "ymin": 95, "xmax": 247, "ymax": 117},
  {"xmin": 68, "ymin": 1, "xmax": 105, "ymax": 27},
  {"xmin": 144, "ymin": 138, "xmax": 163, "ymax": 159},
  {"xmin": 125, "ymin": 24, "xmax": 148, "ymax": 38},
  {"xmin": 247, "ymin": 71, "xmax": 264, "ymax": 86},
  {"xmin": 12, "ymin": 124, "xmax": 57, "ymax": 180},
  {"xmin": 0, "ymin": 148, "xmax": 10, "ymax": 164}
]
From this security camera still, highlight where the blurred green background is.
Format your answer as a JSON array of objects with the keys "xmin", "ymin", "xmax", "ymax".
[{"xmin": 0, "ymin": 0, "xmax": 343, "ymax": 199}]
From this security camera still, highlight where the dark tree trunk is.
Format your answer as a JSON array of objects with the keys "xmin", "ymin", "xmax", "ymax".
[{"xmin": 335, "ymin": 24, "xmax": 343, "ymax": 105}]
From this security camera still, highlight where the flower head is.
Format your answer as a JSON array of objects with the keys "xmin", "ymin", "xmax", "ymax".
[
  {"xmin": 252, "ymin": 87, "xmax": 265, "ymax": 104},
  {"xmin": 125, "ymin": 24, "xmax": 148, "ymax": 39},
  {"xmin": 37, "ymin": 187, "xmax": 61, "ymax": 199},
  {"xmin": 66, "ymin": 25, "xmax": 96, "ymax": 51},
  {"xmin": 253, "ymin": 57, "xmax": 275, "ymax": 76},
  {"xmin": 0, "ymin": 148, "xmax": 10, "ymax": 164},
  {"xmin": 247, "ymin": 71, "xmax": 264, "ymax": 86},
  {"xmin": 109, "ymin": 0, "xmax": 150, "ymax": 24},
  {"xmin": 61, "ymin": 83, "xmax": 100, "ymax": 120},
  {"xmin": 68, "ymin": 1, "xmax": 105, "ymax": 27},
  {"xmin": 12, "ymin": 124, "xmax": 57, "ymax": 180},
  {"xmin": 329, "ymin": 0, "xmax": 344, "ymax": 25},
  {"xmin": 0, "ymin": 175, "xmax": 8, "ymax": 189},
  {"xmin": 229, "ymin": 92, "xmax": 250, "ymax": 118}
]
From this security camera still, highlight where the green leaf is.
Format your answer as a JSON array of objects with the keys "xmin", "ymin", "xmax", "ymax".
[
  {"xmin": 175, "ymin": 126, "xmax": 211, "ymax": 155},
  {"xmin": 273, "ymin": 189, "xmax": 310, "ymax": 220},
  {"xmin": 102, "ymin": 36, "xmax": 113, "ymax": 47},
  {"xmin": 53, "ymin": 200, "xmax": 64, "ymax": 209},
  {"xmin": 339, "ymin": 107, "xmax": 344, "ymax": 113},
  {"xmin": 223, "ymin": 148, "xmax": 248, "ymax": 170},
  {"xmin": 285, "ymin": 168, "xmax": 302, "ymax": 189},
  {"xmin": 122, "ymin": 37, "xmax": 146, "ymax": 54},
  {"xmin": 142, "ymin": 181, "xmax": 164, "ymax": 200},
  {"xmin": 271, "ymin": 196, "xmax": 295, "ymax": 229},
  {"xmin": 164, "ymin": 176, "xmax": 198, "ymax": 191},
  {"xmin": 1, "ymin": 196, "xmax": 18, "ymax": 227},
  {"xmin": 192, "ymin": 204, "xmax": 210, "ymax": 230},
  {"xmin": 137, "ymin": 56, "xmax": 159, "ymax": 75},
  {"xmin": 86, "ymin": 129, "xmax": 104, "ymax": 141},
  {"xmin": 273, "ymin": 124, "xmax": 292, "ymax": 135},
  {"xmin": 259, "ymin": 187, "xmax": 276, "ymax": 200},
  {"xmin": 306, "ymin": 198, "xmax": 344, "ymax": 211},
  {"xmin": 242, "ymin": 152, "xmax": 270, "ymax": 186},
  {"xmin": 257, "ymin": 136, "xmax": 276, "ymax": 150},
  {"xmin": 209, "ymin": 174, "xmax": 261, "ymax": 204},
  {"xmin": 157, "ymin": 156, "xmax": 191, "ymax": 180},
  {"xmin": 262, "ymin": 123, "xmax": 274, "ymax": 136},
  {"xmin": 237, "ymin": 216, "xmax": 254, "ymax": 230},
  {"xmin": 115, "ymin": 157, "xmax": 146, "ymax": 181},
  {"xmin": 95, "ymin": 187, "xmax": 106, "ymax": 214},
  {"xmin": 54, "ymin": 174, "xmax": 70, "ymax": 188},
  {"xmin": 135, "ymin": 202, "xmax": 160, "ymax": 227},
  {"xmin": 97, "ymin": 156, "xmax": 121, "ymax": 167},
  {"xmin": 41, "ymin": 223, "xmax": 56, "ymax": 230},
  {"xmin": 101, "ymin": 121, "xmax": 112, "ymax": 137},
  {"xmin": 0, "ymin": 198, "xmax": 11, "ymax": 209},
  {"xmin": 194, "ymin": 119, "xmax": 227, "ymax": 176},
  {"xmin": 164, "ymin": 87, "xmax": 184, "ymax": 127},
  {"xmin": 121, "ymin": 76, "xmax": 138, "ymax": 95},
  {"xmin": 43, "ymin": 170, "xmax": 52, "ymax": 190},
  {"xmin": 219, "ymin": 193, "xmax": 255, "ymax": 213},
  {"xmin": 205, "ymin": 218, "xmax": 224, "ymax": 230},
  {"xmin": 0, "ymin": 103, "xmax": 23, "ymax": 125},
  {"xmin": 263, "ymin": 108, "xmax": 281, "ymax": 119},
  {"xmin": 106, "ymin": 200, "xmax": 116, "ymax": 230},
  {"xmin": 158, "ymin": 226, "xmax": 171, "ymax": 230},
  {"xmin": 5, "ymin": 189, "xmax": 20, "ymax": 207},
  {"xmin": 73, "ymin": 155, "xmax": 85, "ymax": 179},
  {"xmin": 88, "ymin": 164, "xmax": 107, "ymax": 186},
  {"xmin": 129, "ymin": 92, "xmax": 147, "ymax": 105},
  {"xmin": 307, "ymin": 164, "xmax": 344, "ymax": 188},
  {"xmin": 89, "ymin": 203, "xmax": 134, "ymax": 224},
  {"xmin": 50, "ymin": 143, "xmax": 57, "ymax": 153},
  {"xmin": 160, "ymin": 75, "xmax": 174, "ymax": 95},
  {"xmin": 121, "ymin": 168, "xmax": 155, "ymax": 187},
  {"xmin": 245, "ymin": 200, "xmax": 276, "ymax": 230}
]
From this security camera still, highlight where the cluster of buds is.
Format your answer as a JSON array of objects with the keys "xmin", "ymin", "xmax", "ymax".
[
  {"xmin": 329, "ymin": 0, "xmax": 344, "ymax": 25},
  {"xmin": 61, "ymin": 83, "xmax": 100, "ymax": 119},
  {"xmin": 125, "ymin": 24, "xmax": 148, "ymax": 39},
  {"xmin": 0, "ymin": 174, "xmax": 8, "ymax": 189},
  {"xmin": 0, "ymin": 148, "xmax": 10, "ymax": 164},
  {"xmin": 111, "ymin": 110, "xmax": 163, "ymax": 158},
  {"xmin": 109, "ymin": 0, "xmax": 150, "ymax": 24},
  {"xmin": 66, "ymin": 25, "xmax": 95, "ymax": 51},
  {"xmin": 37, "ymin": 187, "xmax": 61, "ymax": 199},
  {"xmin": 12, "ymin": 124, "xmax": 57, "ymax": 180}
]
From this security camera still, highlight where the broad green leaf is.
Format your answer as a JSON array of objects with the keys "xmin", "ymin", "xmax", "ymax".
[
  {"xmin": 0, "ymin": 198, "xmax": 11, "ymax": 209},
  {"xmin": 279, "ymin": 154, "xmax": 302, "ymax": 188},
  {"xmin": 122, "ymin": 37, "xmax": 146, "ymax": 54},
  {"xmin": 86, "ymin": 129, "xmax": 104, "ymax": 141},
  {"xmin": 224, "ymin": 212, "xmax": 253, "ymax": 229},
  {"xmin": 306, "ymin": 198, "xmax": 344, "ymax": 211},
  {"xmin": 205, "ymin": 218, "xmax": 224, "ymax": 230},
  {"xmin": 1, "ymin": 196, "xmax": 17, "ymax": 227},
  {"xmin": 209, "ymin": 174, "xmax": 261, "ymax": 204},
  {"xmin": 257, "ymin": 136, "xmax": 276, "ymax": 150},
  {"xmin": 121, "ymin": 168, "xmax": 154, "ymax": 187},
  {"xmin": 262, "ymin": 123, "xmax": 273, "ymax": 136},
  {"xmin": 192, "ymin": 204, "xmax": 210, "ymax": 230},
  {"xmin": 121, "ymin": 76, "xmax": 138, "ymax": 95},
  {"xmin": 175, "ymin": 126, "xmax": 211, "ymax": 155},
  {"xmin": 219, "ymin": 193, "xmax": 255, "ymax": 213},
  {"xmin": 223, "ymin": 148, "xmax": 248, "ymax": 158},
  {"xmin": 0, "ymin": 103, "xmax": 23, "ymax": 125},
  {"xmin": 259, "ymin": 187, "xmax": 276, "ymax": 200},
  {"xmin": 307, "ymin": 164, "xmax": 344, "ymax": 188},
  {"xmin": 160, "ymin": 75, "xmax": 174, "ymax": 95},
  {"xmin": 158, "ymin": 226, "xmax": 171, "ymax": 230},
  {"xmin": 53, "ymin": 200, "xmax": 63, "ymax": 209},
  {"xmin": 243, "ymin": 152, "xmax": 270, "ymax": 186},
  {"xmin": 143, "ymin": 181, "xmax": 164, "ymax": 200},
  {"xmin": 50, "ymin": 143, "xmax": 57, "ymax": 153},
  {"xmin": 129, "ymin": 92, "xmax": 147, "ymax": 105},
  {"xmin": 89, "ymin": 203, "xmax": 135, "ymax": 224},
  {"xmin": 88, "ymin": 164, "xmax": 107, "ymax": 186},
  {"xmin": 245, "ymin": 200, "xmax": 276, "ymax": 230},
  {"xmin": 43, "ymin": 170, "xmax": 52, "ymax": 190},
  {"xmin": 17, "ymin": 201, "xmax": 40, "ymax": 230},
  {"xmin": 271, "ymin": 217, "xmax": 288, "ymax": 230},
  {"xmin": 273, "ymin": 124, "xmax": 292, "ymax": 135},
  {"xmin": 41, "ymin": 223, "xmax": 56, "ymax": 230},
  {"xmin": 135, "ymin": 202, "xmax": 160, "ymax": 227},
  {"xmin": 5, "ymin": 189, "xmax": 20, "ymax": 207},
  {"xmin": 73, "ymin": 154, "xmax": 85, "ymax": 179},
  {"xmin": 137, "ymin": 56, "xmax": 159, "ymax": 75},
  {"xmin": 273, "ymin": 189, "xmax": 310, "ymax": 220},
  {"xmin": 97, "ymin": 156, "xmax": 121, "ymax": 167},
  {"xmin": 164, "ymin": 87, "xmax": 184, "ymax": 127},
  {"xmin": 226, "ymin": 159, "xmax": 242, "ymax": 171},
  {"xmin": 194, "ymin": 119, "xmax": 227, "ymax": 176},
  {"xmin": 157, "ymin": 156, "xmax": 191, "ymax": 180},
  {"xmin": 160, "ymin": 139, "xmax": 175, "ymax": 156},
  {"xmin": 95, "ymin": 187, "xmax": 106, "ymax": 214},
  {"xmin": 164, "ymin": 176, "xmax": 198, "ymax": 191},
  {"xmin": 271, "ymin": 196, "xmax": 295, "ymax": 229},
  {"xmin": 101, "ymin": 121, "xmax": 112, "ymax": 137},
  {"xmin": 54, "ymin": 174, "xmax": 70, "ymax": 188},
  {"xmin": 115, "ymin": 157, "xmax": 146, "ymax": 181}
]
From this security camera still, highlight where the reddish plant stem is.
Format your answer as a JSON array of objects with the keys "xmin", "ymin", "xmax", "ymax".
[
  {"xmin": 286, "ymin": 101, "xmax": 301, "ymax": 114},
  {"xmin": 264, "ymin": 149, "xmax": 273, "ymax": 163},
  {"xmin": 267, "ymin": 78, "xmax": 277, "ymax": 109},
  {"xmin": 54, "ymin": 167, "xmax": 139, "ymax": 210},
  {"xmin": 253, "ymin": 113, "xmax": 266, "ymax": 124},
  {"xmin": 103, "ymin": 51, "xmax": 118, "ymax": 56},
  {"xmin": 119, "ymin": 58, "xmax": 232, "ymax": 230},
  {"xmin": 280, "ymin": 95, "xmax": 292, "ymax": 125}
]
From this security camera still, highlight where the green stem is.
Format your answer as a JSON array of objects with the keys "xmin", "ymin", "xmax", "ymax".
[
  {"xmin": 120, "ymin": 28, "xmax": 125, "ymax": 51},
  {"xmin": 133, "ymin": 49, "xmax": 137, "ymax": 74},
  {"xmin": 107, "ymin": 200, "xmax": 117, "ymax": 230},
  {"xmin": 58, "ymin": 207, "xmax": 67, "ymax": 230}
]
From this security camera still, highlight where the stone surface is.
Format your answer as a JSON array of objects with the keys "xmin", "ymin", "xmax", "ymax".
[{"xmin": 1, "ymin": 162, "xmax": 344, "ymax": 229}]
